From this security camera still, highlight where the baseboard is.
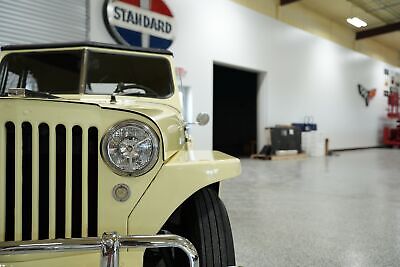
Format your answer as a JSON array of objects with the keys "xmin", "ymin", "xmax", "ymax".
[{"xmin": 329, "ymin": 145, "xmax": 386, "ymax": 153}]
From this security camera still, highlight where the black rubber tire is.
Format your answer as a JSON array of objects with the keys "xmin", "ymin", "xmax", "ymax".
[
  {"xmin": 183, "ymin": 187, "xmax": 236, "ymax": 267},
  {"xmin": 143, "ymin": 187, "xmax": 236, "ymax": 267}
]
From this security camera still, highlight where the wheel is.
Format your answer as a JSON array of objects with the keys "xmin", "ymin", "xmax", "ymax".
[
  {"xmin": 143, "ymin": 187, "xmax": 236, "ymax": 267},
  {"xmin": 185, "ymin": 187, "xmax": 236, "ymax": 267}
]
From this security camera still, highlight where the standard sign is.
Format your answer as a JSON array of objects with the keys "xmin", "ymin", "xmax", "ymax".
[{"xmin": 104, "ymin": 0, "xmax": 175, "ymax": 49}]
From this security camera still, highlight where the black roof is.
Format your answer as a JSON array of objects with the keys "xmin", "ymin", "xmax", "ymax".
[{"xmin": 0, "ymin": 41, "xmax": 173, "ymax": 56}]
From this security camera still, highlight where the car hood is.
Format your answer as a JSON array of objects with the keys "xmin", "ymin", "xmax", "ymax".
[
  {"xmin": 1, "ymin": 95, "xmax": 186, "ymax": 160},
  {"xmin": 83, "ymin": 97, "xmax": 186, "ymax": 160}
]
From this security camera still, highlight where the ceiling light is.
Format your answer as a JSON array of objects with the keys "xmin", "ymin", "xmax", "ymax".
[{"xmin": 347, "ymin": 17, "xmax": 367, "ymax": 28}]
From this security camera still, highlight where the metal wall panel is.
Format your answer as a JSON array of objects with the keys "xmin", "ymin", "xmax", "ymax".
[{"xmin": 0, "ymin": 0, "xmax": 88, "ymax": 46}]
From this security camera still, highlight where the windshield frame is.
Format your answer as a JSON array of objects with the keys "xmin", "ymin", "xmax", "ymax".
[{"xmin": 0, "ymin": 47, "xmax": 175, "ymax": 99}]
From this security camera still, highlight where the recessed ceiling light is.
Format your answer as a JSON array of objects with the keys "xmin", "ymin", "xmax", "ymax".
[{"xmin": 347, "ymin": 17, "xmax": 368, "ymax": 28}]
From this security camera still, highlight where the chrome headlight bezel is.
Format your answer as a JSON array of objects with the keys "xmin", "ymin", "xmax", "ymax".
[{"xmin": 101, "ymin": 120, "xmax": 160, "ymax": 177}]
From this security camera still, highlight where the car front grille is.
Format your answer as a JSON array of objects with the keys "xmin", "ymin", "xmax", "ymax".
[{"xmin": 0, "ymin": 122, "xmax": 99, "ymax": 241}]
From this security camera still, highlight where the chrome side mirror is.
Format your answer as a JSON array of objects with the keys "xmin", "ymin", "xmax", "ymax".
[{"xmin": 196, "ymin": 113, "xmax": 210, "ymax": 126}]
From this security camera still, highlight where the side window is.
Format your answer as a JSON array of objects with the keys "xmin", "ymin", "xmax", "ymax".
[
  {"xmin": 25, "ymin": 71, "xmax": 39, "ymax": 91},
  {"xmin": 0, "ymin": 65, "xmax": 38, "ymax": 93},
  {"xmin": 0, "ymin": 63, "xmax": 10, "ymax": 93},
  {"xmin": 5, "ymin": 72, "xmax": 20, "ymax": 89},
  {"xmin": 86, "ymin": 83, "xmax": 117, "ymax": 94},
  {"xmin": 1, "ymin": 70, "xmax": 38, "ymax": 92},
  {"xmin": 0, "ymin": 61, "xmax": 20, "ymax": 92}
]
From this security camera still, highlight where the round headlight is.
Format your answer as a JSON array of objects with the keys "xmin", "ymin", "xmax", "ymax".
[{"xmin": 102, "ymin": 120, "xmax": 159, "ymax": 176}]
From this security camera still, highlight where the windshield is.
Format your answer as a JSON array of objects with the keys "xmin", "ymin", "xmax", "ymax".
[
  {"xmin": 86, "ymin": 51, "xmax": 173, "ymax": 97},
  {"xmin": 0, "ymin": 51, "xmax": 82, "ymax": 94},
  {"xmin": 0, "ymin": 49, "xmax": 174, "ymax": 98}
]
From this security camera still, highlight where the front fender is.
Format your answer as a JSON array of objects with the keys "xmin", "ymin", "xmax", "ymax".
[{"xmin": 127, "ymin": 148, "xmax": 241, "ymax": 235}]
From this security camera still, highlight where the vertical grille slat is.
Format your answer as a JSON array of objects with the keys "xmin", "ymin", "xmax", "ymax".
[
  {"xmin": 5, "ymin": 122, "xmax": 15, "ymax": 241},
  {"xmin": 31, "ymin": 123, "xmax": 40, "ymax": 240},
  {"xmin": 55, "ymin": 125, "xmax": 66, "ymax": 239},
  {"xmin": 38, "ymin": 123, "xmax": 50, "ymax": 240},
  {"xmin": 21, "ymin": 122, "xmax": 32, "ymax": 241},
  {"xmin": 14, "ymin": 123, "xmax": 23, "ymax": 241},
  {"xmin": 2, "ymin": 123, "xmax": 98, "ymax": 241},
  {"xmin": 0, "ymin": 123, "xmax": 5, "ymax": 242},
  {"xmin": 81, "ymin": 130, "xmax": 89, "ymax": 237},
  {"xmin": 65, "ymin": 127, "xmax": 73, "ymax": 239},
  {"xmin": 48, "ymin": 126, "xmax": 56, "ymax": 239},
  {"xmin": 88, "ymin": 127, "xmax": 98, "ymax": 237},
  {"xmin": 71, "ymin": 126, "xmax": 82, "ymax": 238}
]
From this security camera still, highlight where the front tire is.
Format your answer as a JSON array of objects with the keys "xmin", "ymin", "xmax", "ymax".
[
  {"xmin": 143, "ymin": 187, "xmax": 236, "ymax": 267},
  {"xmin": 185, "ymin": 188, "xmax": 236, "ymax": 267}
]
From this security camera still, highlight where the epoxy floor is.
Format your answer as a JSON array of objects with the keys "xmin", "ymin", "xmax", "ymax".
[{"xmin": 220, "ymin": 149, "xmax": 400, "ymax": 267}]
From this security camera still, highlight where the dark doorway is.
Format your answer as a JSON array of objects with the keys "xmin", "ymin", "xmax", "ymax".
[{"xmin": 213, "ymin": 64, "xmax": 258, "ymax": 157}]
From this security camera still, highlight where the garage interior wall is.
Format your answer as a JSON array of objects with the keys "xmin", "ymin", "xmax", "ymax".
[
  {"xmin": 89, "ymin": 0, "xmax": 400, "ymax": 150},
  {"xmin": 230, "ymin": 0, "xmax": 400, "ymax": 68},
  {"xmin": 0, "ymin": 0, "xmax": 88, "ymax": 45}
]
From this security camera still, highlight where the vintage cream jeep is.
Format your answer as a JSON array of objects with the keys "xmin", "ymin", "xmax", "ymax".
[{"xmin": 0, "ymin": 42, "xmax": 241, "ymax": 267}]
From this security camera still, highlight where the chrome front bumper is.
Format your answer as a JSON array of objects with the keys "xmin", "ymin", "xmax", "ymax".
[{"xmin": 0, "ymin": 232, "xmax": 199, "ymax": 267}]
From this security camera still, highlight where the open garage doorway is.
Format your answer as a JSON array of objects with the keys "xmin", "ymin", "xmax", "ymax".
[{"xmin": 213, "ymin": 64, "xmax": 258, "ymax": 157}]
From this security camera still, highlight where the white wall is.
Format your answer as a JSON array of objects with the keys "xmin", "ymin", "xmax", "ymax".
[{"xmin": 90, "ymin": 0, "xmax": 399, "ymax": 150}]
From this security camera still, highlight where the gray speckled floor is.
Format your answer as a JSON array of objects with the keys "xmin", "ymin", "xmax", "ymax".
[{"xmin": 220, "ymin": 149, "xmax": 400, "ymax": 267}]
